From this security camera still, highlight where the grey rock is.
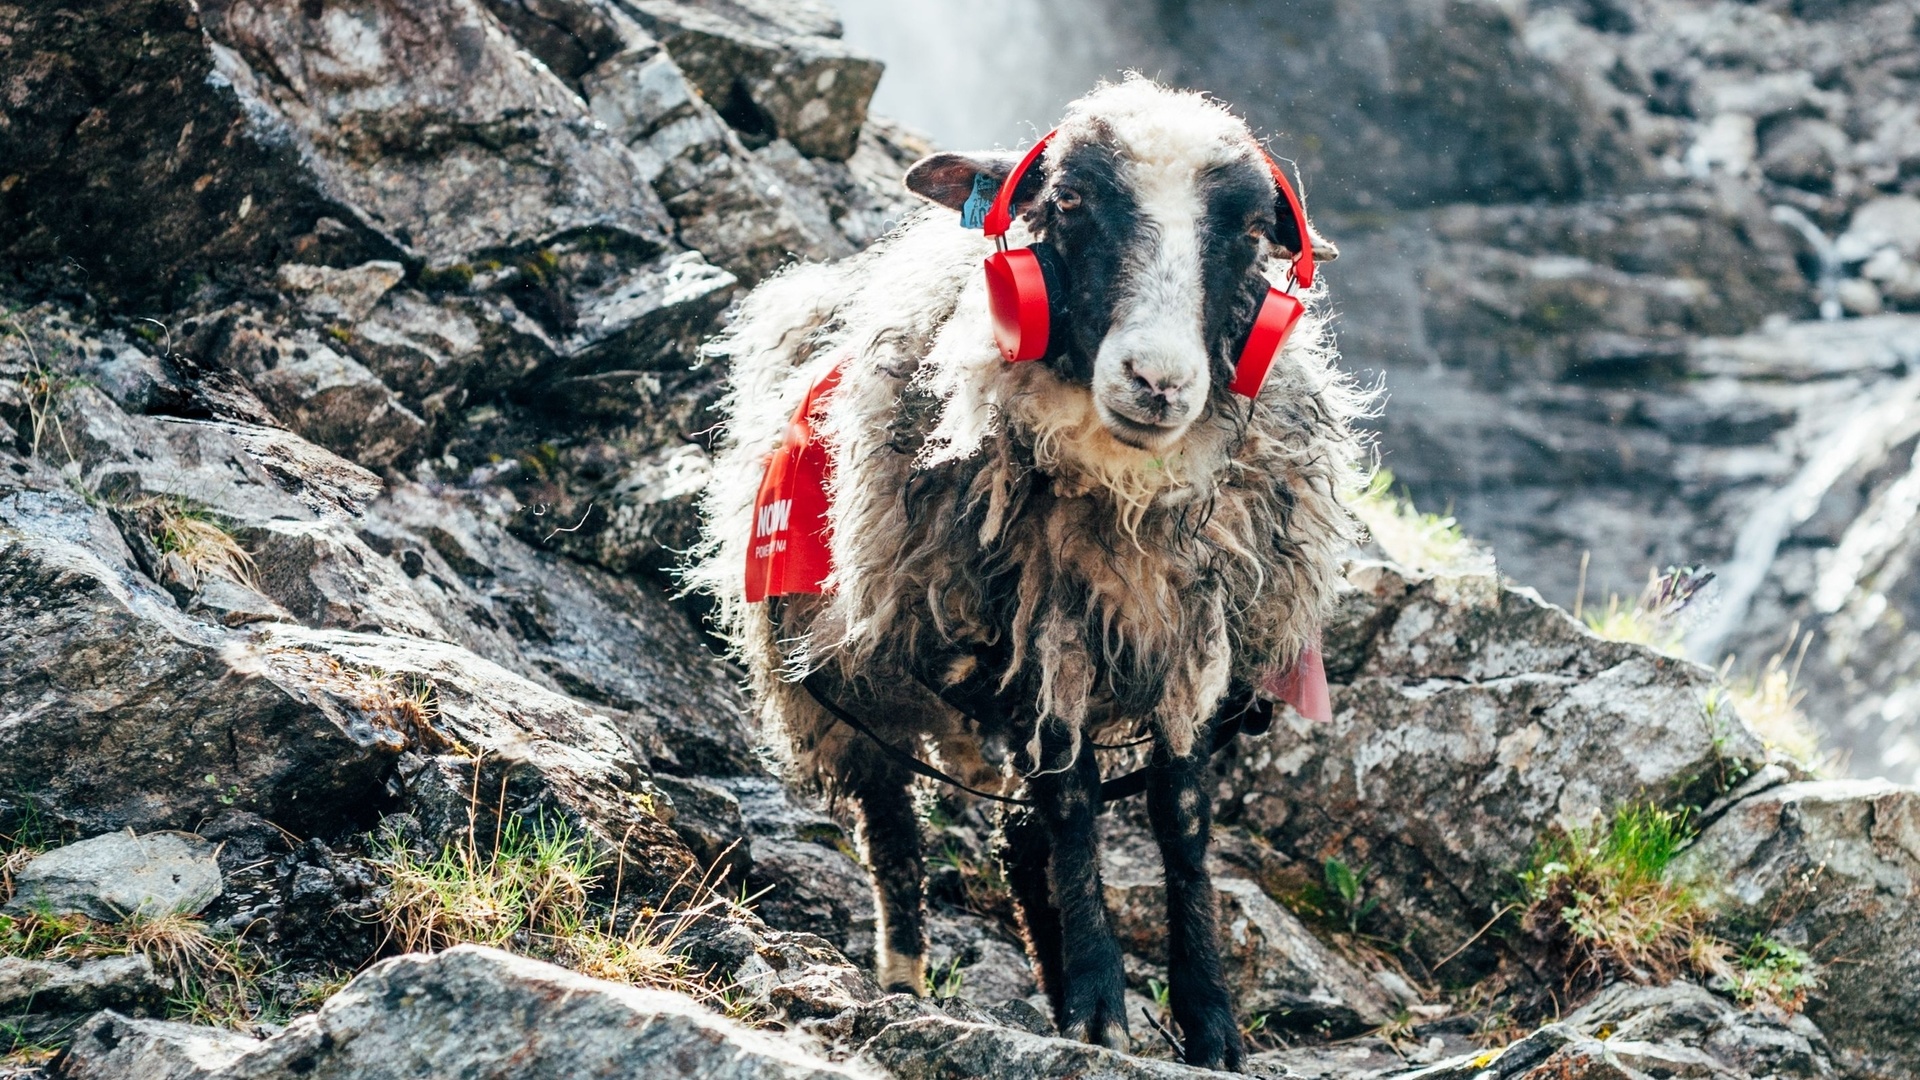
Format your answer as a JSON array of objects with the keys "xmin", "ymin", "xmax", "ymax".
[
  {"xmin": 1672, "ymin": 779, "xmax": 1920, "ymax": 1078},
  {"xmin": 859, "ymin": 1015, "xmax": 1230, "ymax": 1080},
  {"xmin": 627, "ymin": 0, "xmax": 883, "ymax": 161},
  {"xmin": 0, "ymin": 487, "xmax": 693, "ymax": 891},
  {"xmin": 5, "ymin": 831, "xmax": 222, "ymax": 922},
  {"xmin": 345, "ymin": 290, "xmax": 488, "ymax": 405},
  {"xmin": 1562, "ymin": 983, "xmax": 1833, "ymax": 1080},
  {"xmin": 60, "ymin": 1014, "xmax": 259, "ymax": 1080},
  {"xmin": 926, "ymin": 913, "xmax": 1037, "ymax": 1008},
  {"xmin": 1223, "ymin": 563, "xmax": 1765, "ymax": 972},
  {"xmin": 63, "ymin": 946, "xmax": 878, "ymax": 1079},
  {"xmin": 1758, "ymin": 119, "xmax": 1850, "ymax": 192},
  {"xmin": 652, "ymin": 773, "xmax": 753, "ymax": 885},
  {"xmin": 1835, "ymin": 196, "xmax": 1920, "ymax": 264},
  {"xmin": 239, "ymin": 337, "xmax": 427, "ymax": 472},
  {"xmin": 202, "ymin": 0, "xmax": 674, "ymax": 270},
  {"xmin": 479, "ymin": 0, "xmax": 645, "ymax": 85},
  {"xmin": 275, "ymin": 263, "xmax": 406, "ymax": 324},
  {"xmin": 0, "ymin": 955, "xmax": 168, "ymax": 1043}
]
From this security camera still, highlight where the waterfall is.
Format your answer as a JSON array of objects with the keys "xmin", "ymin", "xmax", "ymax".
[
  {"xmin": 1770, "ymin": 204, "xmax": 1846, "ymax": 322},
  {"xmin": 835, "ymin": 0, "xmax": 1155, "ymax": 148},
  {"xmin": 1686, "ymin": 374, "xmax": 1920, "ymax": 661}
]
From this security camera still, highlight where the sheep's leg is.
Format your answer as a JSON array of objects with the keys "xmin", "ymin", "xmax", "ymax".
[
  {"xmin": 1145, "ymin": 727, "xmax": 1243, "ymax": 1071},
  {"xmin": 1028, "ymin": 724, "xmax": 1128, "ymax": 1048},
  {"xmin": 850, "ymin": 765, "xmax": 927, "ymax": 994},
  {"xmin": 998, "ymin": 806, "xmax": 1066, "ymax": 1018}
]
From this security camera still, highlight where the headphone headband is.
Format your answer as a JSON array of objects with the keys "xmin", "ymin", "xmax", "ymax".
[
  {"xmin": 1262, "ymin": 151, "xmax": 1315, "ymax": 289},
  {"xmin": 982, "ymin": 129, "xmax": 1057, "ymax": 238},
  {"xmin": 984, "ymin": 131, "xmax": 1315, "ymax": 289}
]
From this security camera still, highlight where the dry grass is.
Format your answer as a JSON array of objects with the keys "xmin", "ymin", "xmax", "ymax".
[
  {"xmin": 1577, "ymin": 565, "xmax": 1715, "ymax": 657},
  {"xmin": 134, "ymin": 496, "xmax": 258, "ymax": 589},
  {"xmin": 2, "ymin": 310, "xmax": 79, "ymax": 463},
  {"xmin": 0, "ymin": 907, "xmax": 267, "ymax": 1029},
  {"xmin": 370, "ymin": 804, "xmax": 748, "ymax": 1017},
  {"xmin": 1348, "ymin": 469, "xmax": 1494, "ymax": 575},
  {"xmin": 1720, "ymin": 630, "xmax": 1828, "ymax": 773}
]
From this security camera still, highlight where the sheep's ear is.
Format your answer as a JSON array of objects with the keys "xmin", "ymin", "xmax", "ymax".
[{"xmin": 905, "ymin": 151, "xmax": 1045, "ymax": 219}]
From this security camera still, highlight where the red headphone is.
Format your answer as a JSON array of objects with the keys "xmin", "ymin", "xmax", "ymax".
[{"xmin": 980, "ymin": 130, "xmax": 1316, "ymax": 399}]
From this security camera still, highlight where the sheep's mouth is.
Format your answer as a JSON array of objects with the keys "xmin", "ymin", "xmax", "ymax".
[{"xmin": 1097, "ymin": 405, "xmax": 1191, "ymax": 450}]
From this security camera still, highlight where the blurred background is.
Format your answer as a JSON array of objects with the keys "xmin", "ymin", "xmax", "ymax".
[{"xmin": 841, "ymin": 0, "xmax": 1920, "ymax": 784}]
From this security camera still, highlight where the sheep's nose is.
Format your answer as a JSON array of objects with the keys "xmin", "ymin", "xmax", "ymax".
[{"xmin": 1125, "ymin": 358, "xmax": 1192, "ymax": 413}]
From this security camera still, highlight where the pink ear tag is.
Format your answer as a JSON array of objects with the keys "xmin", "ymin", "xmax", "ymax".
[
  {"xmin": 1262, "ymin": 644, "xmax": 1332, "ymax": 724},
  {"xmin": 745, "ymin": 363, "xmax": 843, "ymax": 603}
]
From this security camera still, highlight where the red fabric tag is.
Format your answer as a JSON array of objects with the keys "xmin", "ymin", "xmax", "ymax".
[
  {"xmin": 746, "ymin": 364, "xmax": 843, "ymax": 602},
  {"xmin": 1262, "ymin": 644, "xmax": 1332, "ymax": 724}
]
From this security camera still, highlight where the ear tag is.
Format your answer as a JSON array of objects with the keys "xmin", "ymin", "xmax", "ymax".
[{"xmin": 960, "ymin": 173, "xmax": 999, "ymax": 230}]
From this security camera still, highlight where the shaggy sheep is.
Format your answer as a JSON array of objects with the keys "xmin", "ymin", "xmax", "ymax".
[{"xmin": 692, "ymin": 76, "xmax": 1367, "ymax": 1070}]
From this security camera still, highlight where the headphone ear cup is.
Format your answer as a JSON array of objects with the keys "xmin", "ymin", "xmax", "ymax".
[
  {"xmin": 984, "ymin": 248, "xmax": 1054, "ymax": 362},
  {"xmin": 1229, "ymin": 287, "xmax": 1306, "ymax": 398}
]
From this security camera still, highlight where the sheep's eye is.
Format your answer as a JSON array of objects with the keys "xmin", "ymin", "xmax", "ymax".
[
  {"xmin": 1055, "ymin": 189, "xmax": 1083, "ymax": 212},
  {"xmin": 1246, "ymin": 218, "xmax": 1269, "ymax": 241}
]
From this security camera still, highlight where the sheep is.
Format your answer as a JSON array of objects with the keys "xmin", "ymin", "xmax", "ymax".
[{"xmin": 691, "ymin": 76, "xmax": 1367, "ymax": 1070}]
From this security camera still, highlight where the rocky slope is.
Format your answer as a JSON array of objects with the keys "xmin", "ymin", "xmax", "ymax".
[{"xmin": 2, "ymin": 1, "xmax": 1918, "ymax": 1079}]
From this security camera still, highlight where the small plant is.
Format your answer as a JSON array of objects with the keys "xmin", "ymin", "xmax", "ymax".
[
  {"xmin": 926, "ymin": 955, "xmax": 965, "ymax": 998},
  {"xmin": 132, "ymin": 496, "xmax": 258, "ymax": 589},
  {"xmin": 1347, "ymin": 469, "xmax": 1493, "ymax": 575},
  {"xmin": 370, "ymin": 809, "xmax": 743, "ymax": 1013},
  {"xmin": 0, "ymin": 906, "xmax": 267, "ymax": 1030},
  {"xmin": 929, "ymin": 843, "xmax": 1012, "ymax": 919},
  {"xmin": 1322, "ymin": 857, "xmax": 1381, "ymax": 935},
  {"xmin": 1721, "ymin": 629, "xmax": 1827, "ymax": 772}
]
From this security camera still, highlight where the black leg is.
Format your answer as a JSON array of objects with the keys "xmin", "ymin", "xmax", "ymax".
[
  {"xmin": 849, "ymin": 763, "xmax": 926, "ymax": 994},
  {"xmin": 1028, "ymin": 723, "xmax": 1128, "ymax": 1048},
  {"xmin": 1145, "ymin": 727, "xmax": 1243, "ymax": 1071},
  {"xmin": 998, "ymin": 806, "xmax": 1065, "ymax": 1019}
]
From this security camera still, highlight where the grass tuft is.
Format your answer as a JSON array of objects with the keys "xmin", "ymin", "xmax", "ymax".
[
  {"xmin": 143, "ymin": 496, "xmax": 258, "ymax": 589},
  {"xmin": 370, "ymin": 811, "xmax": 747, "ymax": 1016},
  {"xmin": 1519, "ymin": 803, "xmax": 1702, "ymax": 984},
  {"xmin": 1517, "ymin": 802, "xmax": 1818, "ymax": 1013}
]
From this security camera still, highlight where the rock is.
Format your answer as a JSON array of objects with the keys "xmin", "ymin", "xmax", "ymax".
[
  {"xmin": 58, "ymin": 1014, "xmax": 259, "ymax": 1080},
  {"xmin": 5, "ymin": 831, "xmax": 222, "ymax": 922},
  {"xmin": 0, "ymin": 955, "xmax": 168, "ymax": 1043},
  {"xmin": 584, "ymin": 38, "xmax": 825, "ymax": 282},
  {"xmin": 651, "ymin": 773, "xmax": 753, "ymax": 884},
  {"xmin": 275, "ymin": 263, "xmax": 406, "ymax": 324},
  {"xmin": 1671, "ymin": 779, "xmax": 1920, "ymax": 1078},
  {"xmin": 925, "ymin": 913, "xmax": 1037, "ymax": 1008},
  {"xmin": 1758, "ymin": 119, "xmax": 1849, "ymax": 191},
  {"xmin": 1222, "ymin": 564, "xmax": 1766, "ymax": 973},
  {"xmin": 1835, "ymin": 196, "xmax": 1920, "ymax": 264},
  {"xmin": 1562, "ymin": 983, "xmax": 1834, "ymax": 1080},
  {"xmin": 533, "ymin": 441, "xmax": 712, "ymax": 575},
  {"xmin": 232, "ymin": 332, "xmax": 427, "ymax": 471},
  {"xmin": 627, "ymin": 1, "xmax": 883, "ymax": 161},
  {"xmin": 1837, "ymin": 277, "xmax": 1884, "ymax": 317},
  {"xmin": 344, "ymin": 290, "xmax": 489, "ymax": 405},
  {"xmin": 859, "ymin": 1015, "xmax": 1226, "ymax": 1080},
  {"xmin": 201, "ymin": 0, "xmax": 674, "ymax": 270},
  {"xmin": 478, "ymin": 0, "xmax": 644, "ymax": 85},
  {"xmin": 63, "ymin": 945, "xmax": 878, "ymax": 1079},
  {"xmin": 0, "ymin": 487, "xmax": 693, "ymax": 894}
]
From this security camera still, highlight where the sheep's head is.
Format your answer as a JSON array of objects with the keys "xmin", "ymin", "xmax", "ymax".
[{"xmin": 905, "ymin": 78, "xmax": 1335, "ymax": 454}]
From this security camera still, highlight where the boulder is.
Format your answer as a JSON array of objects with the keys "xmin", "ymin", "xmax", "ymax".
[
  {"xmin": 60, "ymin": 945, "xmax": 879, "ymax": 1079},
  {"xmin": 5, "ymin": 831, "xmax": 222, "ymax": 922},
  {"xmin": 1835, "ymin": 196, "xmax": 1920, "ymax": 264},
  {"xmin": 1221, "ymin": 564, "xmax": 1767, "ymax": 973},
  {"xmin": 1672, "ymin": 779, "xmax": 1920, "ymax": 1079},
  {"xmin": 52, "ymin": 1015, "xmax": 259, "ymax": 1080},
  {"xmin": 0, "ymin": 955, "xmax": 168, "ymax": 1044},
  {"xmin": 626, "ymin": 1, "xmax": 882, "ymax": 162},
  {"xmin": 275, "ymin": 263, "xmax": 407, "ymax": 324}
]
